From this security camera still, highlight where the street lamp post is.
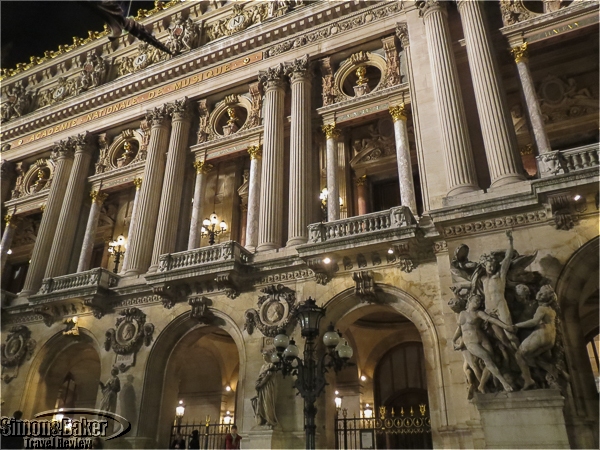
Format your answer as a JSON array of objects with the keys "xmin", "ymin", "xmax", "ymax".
[
  {"xmin": 270, "ymin": 297, "xmax": 353, "ymax": 450},
  {"xmin": 175, "ymin": 400, "xmax": 185, "ymax": 433},
  {"xmin": 107, "ymin": 235, "xmax": 126, "ymax": 273},
  {"xmin": 201, "ymin": 212, "xmax": 228, "ymax": 245}
]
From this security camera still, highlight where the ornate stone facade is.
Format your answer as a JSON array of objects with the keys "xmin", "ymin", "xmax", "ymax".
[{"xmin": 0, "ymin": 2, "xmax": 598, "ymax": 450}]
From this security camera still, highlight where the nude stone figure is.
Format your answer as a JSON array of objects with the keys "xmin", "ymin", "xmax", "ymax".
[
  {"xmin": 512, "ymin": 285, "xmax": 567, "ymax": 390},
  {"xmin": 453, "ymin": 295, "xmax": 515, "ymax": 393}
]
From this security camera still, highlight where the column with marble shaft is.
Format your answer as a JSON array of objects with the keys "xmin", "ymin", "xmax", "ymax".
[
  {"xmin": 120, "ymin": 177, "xmax": 142, "ymax": 273},
  {"xmin": 511, "ymin": 42, "xmax": 552, "ymax": 155},
  {"xmin": 285, "ymin": 55, "xmax": 312, "ymax": 246},
  {"xmin": 20, "ymin": 139, "xmax": 75, "ymax": 296},
  {"xmin": 150, "ymin": 99, "xmax": 193, "ymax": 271},
  {"xmin": 188, "ymin": 160, "xmax": 213, "ymax": 250},
  {"xmin": 323, "ymin": 122, "xmax": 340, "ymax": 222},
  {"xmin": 257, "ymin": 64, "xmax": 286, "ymax": 252},
  {"xmin": 1, "ymin": 214, "xmax": 22, "ymax": 273},
  {"xmin": 124, "ymin": 106, "xmax": 171, "ymax": 276},
  {"xmin": 46, "ymin": 133, "xmax": 94, "ymax": 278},
  {"xmin": 457, "ymin": 0, "xmax": 524, "ymax": 187},
  {"xmin": 389, "ymin": 104, "xmax": 418, "ymax": 214},
  {"xmin": 418, "ymin": 0, "xmax": 479, "ymax": 195},
  {"xmin": 245, "ymin": 145, "xmax": 262, "ymax": 251},
  {"xmin": 76, "ymin": 190, "xmax": 108, "ymax": 273},
  {"xmin": 356, "ymin": 175, "xmax": 369, "ymax": 216}
]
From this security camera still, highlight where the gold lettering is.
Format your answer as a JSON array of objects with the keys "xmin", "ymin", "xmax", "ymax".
[
  {"xmin": 192, "ymin": 75, "xmax": 199, "ymax": 83},
  {"xmin": 40, "ymin": 129, "xmax": 47, "ymax": 138},
  {"xmin": 148, "ymin": 91, "xmax": 155, "ymax": 100},
  {"xmin": 205, "ymin": 70, "xmax": 213, "ymax": 78},
  {"xmin": 131, "ymin": 97, "xmax": 138, "ymax": 105},
  {"xmin": 223, "ymin": 64, "xmax": 231, "ymax": 73}
]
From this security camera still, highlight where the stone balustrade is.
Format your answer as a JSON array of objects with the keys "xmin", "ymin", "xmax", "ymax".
[
  {"xmin": 157, "ymin": 241, "xmax": 252, "ymax": 272},
  {"xmin": 308, "ymin": 206, "xmax": 415, "ymax": 243},
  {"xmin": 562, "ymin": 143, "xmax": 599, "ymax": 172},
  {"xmin": 33, "ymin": 268, "xmax": 118, "ymax": 297}
]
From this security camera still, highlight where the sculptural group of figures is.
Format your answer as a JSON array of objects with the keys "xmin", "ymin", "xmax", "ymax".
[{"xmin": 450, "ymin": 231, "xmax": 570, "ymax": 399}]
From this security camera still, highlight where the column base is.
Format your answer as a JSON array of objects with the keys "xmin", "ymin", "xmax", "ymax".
[
  {"xmin": 146, "ymin": 265, "xmax": 158, "ymax": 274},
  {"xmin": 286, "ymin": 237, "xmax": 307, "ymax": 247},
  {"xmin": 489, "ymin": 172, "xmax": 527, "ymax": 188},
  {"xmin": 256, "ymin": 243, "xmax": 280, "ymax": 252},
  {"xmin": 473, "ymin": 389, "xmax": 569, "ymax": 449},
  {"xmin": 446, "ymin": 184, "xmax": 481, "ymax": 197},
  {"xmin": 123, "ymin": 268, "xmax": 142, "ymax": 277}
]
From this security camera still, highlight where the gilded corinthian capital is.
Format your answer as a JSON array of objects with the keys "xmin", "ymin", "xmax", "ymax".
[
  {"xmin": 322, "ymin": 122, "xmax": 340, "ymax": 140},
  {"xmin": 193, "ymin": 160, "xmax": 213, "ymax": 174},
  {"xmin": 511, "ymin": 42, "xmax": 528, "ymax": 63},
  {"xmin": 389, "ymin": 104, "xmax": 408, "ymax": 122}
]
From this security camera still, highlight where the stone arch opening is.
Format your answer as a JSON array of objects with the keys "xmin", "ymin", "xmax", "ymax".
[
  {"xmin": 323, "ymin": 285, "xmax": 445, "ymax": 449},
  {"xmin": 555, "ymin": 236, "xmax": 599, "ymax": 448},
  {"xmin": 138, "ymin": 310, "xmax": 245, "ymax": 448},
  {"xmin": 20, "ymin": 329, "xmax": 101, "ymax": 419}
]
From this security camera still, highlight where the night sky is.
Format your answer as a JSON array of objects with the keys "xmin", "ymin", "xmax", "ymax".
[{"xmin": 1, "ymin": 1, "xmax": 156, "ymax": 69}]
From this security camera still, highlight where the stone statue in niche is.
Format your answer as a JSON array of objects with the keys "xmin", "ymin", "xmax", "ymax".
[
  {"xmin": 251, "ymin": 352, "xmax": 278, "ymax": 427},
  {"xmin": 99, "ymin": 367, "xmax": 121, "ymax": 413},
  {"xmin": 449, "ymin": 231, "xmax": 569, "ymax": 397}
]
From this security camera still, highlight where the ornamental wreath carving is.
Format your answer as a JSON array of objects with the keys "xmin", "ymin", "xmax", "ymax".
[
  {"xmin": 1, "ymin": 325, "xmax": 36, "ymax": 383},
  {"xmin": 104, "ymin": 307, "xmax": 154, "ymax": 372},
  {"xmin": 244, "ymin": 284, "xmax": 297, "ymax": 337}
]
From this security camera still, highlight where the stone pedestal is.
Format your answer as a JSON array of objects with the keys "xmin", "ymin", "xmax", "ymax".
[{"xmin": 473, "ymin": 390, "xmax": 569, "ymax": 449}]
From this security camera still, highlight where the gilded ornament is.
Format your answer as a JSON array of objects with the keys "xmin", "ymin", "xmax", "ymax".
[
  {"xmin": 355, "ymin": 66, "xmax": 369, "ymax": 86},
  {"xmin": 322, "ymin": 122, "xmax": 340, "ymax": 140},
  {"xmin": 511, "ymin": 42, "xmax": 528, "ymax": 63},
  {"xmin": 133, "ymin": 177, "xmax": 143, "ymax": 190},
  {"xmin": 90, "ymin": 190, "xmax": 109, "ymax": 204},
  {"xmin": 193, "ymin": 160, "xmax": 213, "ymax": 174},
  {"xmin": 355, "ymin": 175, "xmax": 368, "ymax": 186},
  {"xmin": 248, "ymin": 145, "xmax": 262, "ymax": 160},
  {"xmin": 389, "ymin": 104, "xmax": 407, "ymax": 122}
]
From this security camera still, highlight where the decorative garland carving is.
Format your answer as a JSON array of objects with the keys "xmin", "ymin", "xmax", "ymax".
[
  {"xmin": 1, "ymin": 325, "xmax": 36, "ymax": 383},
  {"xmin": 244, "ymin": 284, "xmax": 297, "ymax": 337},
  {"xmin": 104, "ymin": 307, "xmax": 155, "ymax": 372}
]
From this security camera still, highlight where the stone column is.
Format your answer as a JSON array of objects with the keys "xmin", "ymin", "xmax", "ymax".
[
  {"xmin": 150, "ymin": 99, "xmax": 193, "ymax": 271},
  {"xmin": 124, "ymin": 106, "xmax": 171, "ymax": 276},
  {"xmin": 20, "ymin": 139, "xmax": 74, "ymax": 297},
  {"xmin": 257, "ymin": 64, "xmax": 286, "ymax": 252},
  {"xmin": 76, "ymin": 191, "xmax": 108, "ymax": 273},
  {"xmin": 120, "ymin": 177, "xmax": 142, "ymax": 274},
  {"xmin": 188, "ymin": 160, "xmax": 213, "ymax": 250},
  {"xmin": 511, "ymin": 42, "xmax": 552, "ymax": 155},
  {"xmin": 356, "ymin": 175, "xmax": 369, "ymax": 216},
  {"xmin": 418, "ymin": 0, "xmax": 479, "ymax": 195},
  {"xmin": 1, "ymin": 214, "xmax": 22, "ymax": 273},
  {"xmin": 45, "ymin": 134, "xmax": 94, "ymax": 278},
  {"xmin": 322, "ymin": 123, "xmax": 340, "ymax": 221},
  {"xmin": 245, "ymin": 145, "xmax": 262, "ymax": 252},
  {"xmin": 389, "ymin": 104, "xmax": 418, "ymax": 214},
  {"xmin": 1, "ymin": 160, "xmax": 15, "ymax": 204},
  {"xmin": 286, "ymin": 55, "xmax": 312, "ymax": 246},
  {"xmin": 457, "ymin": 0, "xmax": 524, "ymax": 187}
]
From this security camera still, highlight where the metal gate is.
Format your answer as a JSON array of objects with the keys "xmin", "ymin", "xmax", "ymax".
[
  {"xmin": 334, "ymin": 405, "xmax": 432, "ymax": 450},
  {"xmin": 170, "ymin": 417, "xmax": 231, "ymax": 450}
]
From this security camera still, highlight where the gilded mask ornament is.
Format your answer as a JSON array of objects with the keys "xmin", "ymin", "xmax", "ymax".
[
  {"xmin": 104, "ymin": 307, "xmax": 155, "ymax": 372},
  {"xmin": 244, "ymin": 284, "xmax": 297, "ymax": 337},
  {"xmin": 1, "ymin": 326, "xmax": 36, "ymax": 383}
]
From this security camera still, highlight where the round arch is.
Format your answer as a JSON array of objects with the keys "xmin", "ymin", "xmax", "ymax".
[
  {"xmin": 323, "ymin": 284, "xmax": 448, "ymax": 430},
  {"xmin": 20, "ymin": 327, "xmax": 102, "ymax": 418},
  {"xmin": 137, "ymin": 308, "xmax": 246, "ymax": 447}
]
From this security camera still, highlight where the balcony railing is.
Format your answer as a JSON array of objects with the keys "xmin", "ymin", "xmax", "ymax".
[
  {"xmin": 157, "ymin": 241, "xmax": 252, "ymax": 272},
  {"xmin": 35, "ymin": 268, "xmax": 118, "ymax": 296},
  {"xmin": 563, "ymin": 143, "xmax": 599, "ymax": 172},
  {"xmin": 307, "ymin": 206, "xmax": 415, "ymax": 243}
]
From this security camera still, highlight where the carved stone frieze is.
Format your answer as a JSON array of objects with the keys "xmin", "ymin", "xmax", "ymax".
[
  {"xmin": 117, "ymin": 42, "xmax": 168, "ymax": 77},
  {"xmin": 104, "ymin": 307, "xmax": 155, "ymax": 372},
  {"xmin": 319, "ymin": 57, "xmax": 336, "ymax": 107},
  {"xmin": 165, "ymin": 18, "xmax": 200, "ymax": 55},
  {"xmin": 1, "ymin": 325, "xmax": 36, "ymax": 383},
  {"xmin": 499, "ymin": 0, "xmax": 539, "ymax": 26},
  {"xmin": 537, "ymin": 75, "xmax": 596, "ymax": 124},
  {"xmin": 1, "ymin": 81, "xmax": 33, "ymax": 123},
  {"xmin": 244, "ymin": 284, "xmax": 297, "ymax": 337},
  {"xmin": 77, "ymin": 52, "xmax": 108, "ymax": 93},
  {"xmin": 206, "ymin": 3, "xmax": 269, "ymax": 41},
  {"xmin": 443, "ymin": 211, "xmax": 549, "ymax": 237},
  {"xmin": 381, "ymin": 36, "xmax": 402, "ymax": 88},
  {"xmin": 350, "ymin": 123, "xmax": 396, "ymax": 168},
  {"xmin": 37, "ymin": 77, "xmax": 77, "ymax": 108}
]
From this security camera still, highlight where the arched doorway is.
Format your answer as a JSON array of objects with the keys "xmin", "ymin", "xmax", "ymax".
[
  {"xmin": 325, "ymin": 296, "xmax": 439, "ymax": 450},
  {"xmin": 555, "ymin": 236, "xmax": 599, "ymax": 449},
  {"xmin": 139, "ymin": 312, "xmax": 244, "ymax": 449},
  {"xmin": 22, "ymin": 331, "xmax": 101, "ymax": 418}
]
